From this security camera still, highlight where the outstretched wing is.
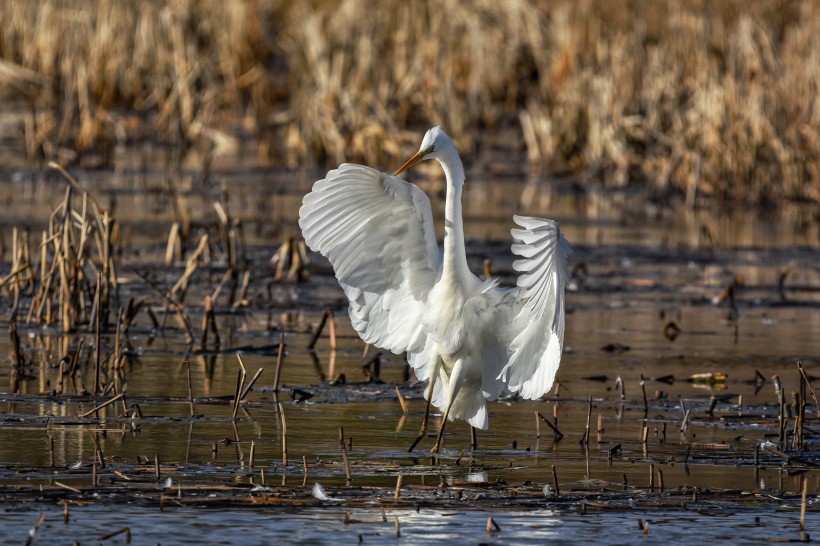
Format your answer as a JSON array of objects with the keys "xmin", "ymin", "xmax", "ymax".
[
  {"xmin": 497, "ymin": 215, "xmax": 571, "ymax": 399},
  {"xmin": 299, "ymin": 164, "xmax": 442, "ymax": 354}
]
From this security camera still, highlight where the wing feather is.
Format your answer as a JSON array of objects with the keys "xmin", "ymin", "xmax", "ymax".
[
  {"xmin": 299, "ymin": 164, "xmax": 442, "ymax": 354},
  {"xmin": 497, "ymin": 215, "xmax": 571, "ymax": 399}
]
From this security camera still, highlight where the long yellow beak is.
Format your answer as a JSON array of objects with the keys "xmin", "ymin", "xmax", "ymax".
[{"xmin": 394, "ymin": 150, "xmax": 427, "ymax": 176}]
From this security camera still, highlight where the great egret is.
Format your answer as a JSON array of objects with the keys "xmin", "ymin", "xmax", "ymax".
[{"xmin": 299, "ymin": 127, "xmax": 570, "ymax": 452}]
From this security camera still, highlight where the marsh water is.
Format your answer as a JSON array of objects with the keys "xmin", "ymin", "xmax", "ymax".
[{"xmin": 1, "ymin": 142, "xmax": 819, "ymax": 544}]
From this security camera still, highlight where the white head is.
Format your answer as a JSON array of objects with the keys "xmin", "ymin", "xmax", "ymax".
[
  {"xmin": 394, "ymin": 126, "xmax": 455, "ymax": 175},
  {"xmin": 418, "ymin": 126, "xmax": 453, "ymax": 159}
]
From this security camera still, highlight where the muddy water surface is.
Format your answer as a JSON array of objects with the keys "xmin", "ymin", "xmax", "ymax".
[{"xmin": 1, "ymin": 147, "xmax": 819, "ymax": 543}]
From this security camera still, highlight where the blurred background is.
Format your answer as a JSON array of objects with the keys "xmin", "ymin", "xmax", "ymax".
[{"xmin": 0, "ymin": 0, "xmax": 818, "ymax": 209}]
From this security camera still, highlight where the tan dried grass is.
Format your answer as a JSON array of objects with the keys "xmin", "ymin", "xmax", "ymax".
[{"xmin": 0, "ymin": 0, "xmax": 818, "ymax": 205}]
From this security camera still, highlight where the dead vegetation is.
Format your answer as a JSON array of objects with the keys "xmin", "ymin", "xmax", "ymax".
[
  {"xmin": 0, "ymin": 161, "xmax": 308, "ymax": 397},
  {"xmin": 0, "ymin": 0, "xmax": 819, "ymax": 205}
]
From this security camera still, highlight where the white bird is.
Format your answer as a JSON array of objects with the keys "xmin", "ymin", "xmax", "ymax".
[{"xmin": 299, "ymin": 127, "xmax": 570, "ymax": 452}]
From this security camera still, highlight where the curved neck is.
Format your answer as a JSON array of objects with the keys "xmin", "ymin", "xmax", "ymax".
[{"xmin": 437, "ymin": 146, "xmax": 470, "ymax": 282}]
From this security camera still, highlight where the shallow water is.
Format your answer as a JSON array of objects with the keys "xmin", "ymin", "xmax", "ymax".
[
  {"xmin": 1, "ymin": 144, "xmax": 819, "ymax": 540},
  {"xmin": 2, "ymin": 504, "xmax": 818, "ymax": 545}
]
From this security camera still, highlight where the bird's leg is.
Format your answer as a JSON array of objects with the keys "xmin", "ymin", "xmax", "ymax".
[
  {"xmin": 431, "ymin": 358, "xmax": 465, "ymax": 454},
  {"xmin": 430, "ymin": 403, "xmax": 452, "ymax": 453},
  {"xmin": 408, "ymin": 357, "xmax": 441, "ymax": 452}
]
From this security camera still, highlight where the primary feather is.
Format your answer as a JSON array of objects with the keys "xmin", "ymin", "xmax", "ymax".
[
  {"xmin": 300, "ymin": 164, "xmax": 440, "ymax": 354},
  {"xmin": 298, "ymin": 128, "xmax": 570, "ymax": 430}
]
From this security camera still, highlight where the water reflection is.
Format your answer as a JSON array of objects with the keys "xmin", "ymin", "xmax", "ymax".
[
  {"xmin": 0, "ymin": 149, "xmax": 819, "ymax": 537},
  {"xmin": 1, "ymin": 503, "xmax": 817, "ymax": 544}
]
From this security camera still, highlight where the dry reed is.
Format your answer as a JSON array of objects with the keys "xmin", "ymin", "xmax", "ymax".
[{"xmin": 0, "ymin": 1, "xmax": 816, "ymax": 205}]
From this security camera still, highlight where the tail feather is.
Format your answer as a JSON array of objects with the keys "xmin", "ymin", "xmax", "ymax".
[
  {"xmin": 410, "ymin": 338, "xmax": 491, "ymax": 430},
  {"xmin": 425, "ymin": 367, "xmax": 489, "ymax": 430}
]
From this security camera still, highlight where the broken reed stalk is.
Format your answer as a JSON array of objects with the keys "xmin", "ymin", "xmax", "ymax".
[
  {"xmin": 302, "ymin": 455, "xmax": 308, "ymax": 486},
  {"xmin": 80, "ymin": 394, "xmax": 124, "ymax": 418},
  {"xmin": 200, "ymin": 294, "xmax": 220, "ymax": 350},
  {"xmin": 707, "ymin": 395, "xmax": 718, "ymax": 416},
  {"xmin": 272, "ymin": 238, "xmax": 288, "ymax": 281},
  {"xmin": 55, "ymin": 481, "xmax": 82, "ymax": 494},
  {"xmin": 231, "ymin": 366, "xmax": 246, "ymax": 420},
  {"xmin": 795, "ymin": 363, "xmax": 809, "ymax": 449},
  {"xmin": 185, "ymin": 361, "xmax": 195, "ymax": 417},
  {"xmin": 535, "ymin": 411, "xmax": 541, "ymax": 438},
  {"xmin": 67, "ymin": 338, "xmax": 84, "ymax": 379},
  {"xmin": 797, "ymin": 362, "xmax": 820, "ymax": 418},
  {"xmin": 773, "ymin": 375, "xmax": 786, "ymax": 446},
  {"xmin": 86, "ymin": 429, "xmax": 105, "ymax": 469},
  {"xmin": 166, "ymin": 222, "xmax": 180, "ymax": 265},
  {"xmin": 307, "ymin": 308, "xmax": 336, "ymax": 350},
  {"xmin": 169, "ymin": 233, "xmax": 209, "ymax": 300},
  {"xmin": 339, "ymin": 426, "xmax": 352, "ymax": 486},
  {"xmin": 640, "ymin": 374, "xmax": 648, "ymax": 414},
  {"xmin": 394, "ymin": 474, "xmax": 403, "ymax": 499},
  {"xmin": 100, "ymin": 528, "xmax": 131, "ymax": 542},
  {"xmin": 155, "ymin": 454, "xmax": 160, "ymax": 480},
  {"xmin": 175, "ymin": 308, "xmax": 196, "ymax": 346},
  {"xmin": 395, "ymin": 386, "xmax": 409, "ymax": 414},
  {"xmin": 580, "ymin": 395, "xmax": 592, "ymax": 445},
  {"xmin": 597, "ymin": 414, "xmax": 603, "ymax": 444},
  {"xmin": 649, "ymin": 463, "xmax": 655, "ymax": 492},
  {"xmin": 94, "ymin": 272, "xmax": 102, "ymax": 394},
  {"xmin": 794, "ymin": 382, "xmax": 806, "ymax": 450},
  {"xmin": 680, "ymin": 409, "xmax": 690, "ymax": 433},
  {"xmin": 536, "ymin": 412, "xmax": 564, "ymax": 441},
  {"xmin": 471, "ymin": 426, "xmax": 478, "ymax": 450},
  {"xmin": 230, "ymin": 268, "xmax": 251, "ymax": 308},
  {"xmin": 239, "ymin": 368, "xmax": 264, "ymax": 402},
  {"xmin": 9, "ymin": 322, "xmax": 23, "ymax": 393},
  {"xmin": 273, "ymin": 330, "xmax": 285, "ymax": 392},
  {"xmin": 279, "ymin": 402, "xmax": 288, "ymax": 467},
  {"xmin": 551, "ymin": 465, "xmax": 560, "ymax": 496},
  {"xmin": 486, "ymin": 516, "xmax": 501, "ymax": 536},
  {"xmin": 249, "ymin": 441, "xmax": 256, "ymax": 469},
  {"xmin": 113, "ymin": 306, "xmax": 123, "ymax": 367},
  {"xmin": 395, "ymin": 515, "xmax": 401, "ymax": 538},
  {"xmin": 136, "ymin": 271, "xmax": 191, "ymax": 341}
]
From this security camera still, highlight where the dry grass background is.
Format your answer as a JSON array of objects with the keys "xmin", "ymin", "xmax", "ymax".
[{"xmin": 0, "ymin": 0, "xmax": 818, "ymax": 206}]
